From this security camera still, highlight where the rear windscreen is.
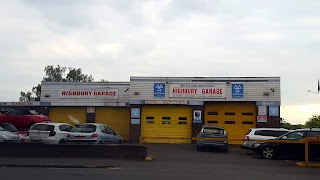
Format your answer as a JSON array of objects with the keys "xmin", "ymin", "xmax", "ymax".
[
  {"xmin": 30, "ymin": 124, "xmax": 54, "ymax": 131},
  {"xmin": 245, "ymin": 129, "xmax": 252, "ymax": 135},
  {"xmin": 202, "ymin": 128, "xmax": 224, "ymax": 134},
  {"xmin": 71, "ymin": 125, "xmax": 96, "ymax": 133},
  {"xmin": 254, "ymin": 130, "xmax": 289, "ymax": 137},
  {"xmin": 0, "ymin": 124, "xmax": 18, "ymax": 132}
]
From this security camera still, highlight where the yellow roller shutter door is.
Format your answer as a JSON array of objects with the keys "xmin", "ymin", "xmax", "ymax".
[
  {"xmin": 95, "ymin": 107, "xmax": 130, "ymax": 141},
  {"xmin": 141, "ymin": 105, "xmax": 192, "ymax": 144},
  {"xmin": 49, "ymin": 107, "xmax": 87, "ymax": 125},
  {"xmin": 205, "ymin": 103, "xmax": 256, "ymax": 145}
]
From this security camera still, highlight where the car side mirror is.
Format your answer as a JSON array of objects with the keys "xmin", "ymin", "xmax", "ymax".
[{"xmin": 282, "ymin": 136, "xmax": 287, "ymax": 140}]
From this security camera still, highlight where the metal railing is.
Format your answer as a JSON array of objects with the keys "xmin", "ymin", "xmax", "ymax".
[{"xmin": 140, "ymin": 136, "xmax": 320, "ymax": 167}]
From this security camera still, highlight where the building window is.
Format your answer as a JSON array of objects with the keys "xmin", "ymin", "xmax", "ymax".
[
  {"xmin": 242, "ymin": 112, "xmax": 254, "ymax": 116},
  {"xmin": 207, "ymin": 120, "xmax": 218, "ymax": 124},
  {"xmin": 146, "ymin": 116, "xmax": 154, "ymax": 124},
  {"xmin": 225, "ymin": 112, "xmax": 236, "ymax": 115},
  {"xmin": 207, "ymin": 112, "xmax": 218, "ymax": 115},
  {"xmin": 225, "ymin": 120, "xmax": 236, "ymax": 124},
  {"xmin": 242, "ymin": 121, "xmax": 253, "ymax": 124},
  {"xmin": 162, "ymin": 117, "xmax": 171, "ymax": 124},
  {"xmin": 178, "ymin": 117, "xmax": 187, "ymax": 125}
]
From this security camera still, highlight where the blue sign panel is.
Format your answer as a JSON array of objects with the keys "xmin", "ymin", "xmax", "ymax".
[
  {"xmin": 131, "ymin": 108, "xmax": 140, "ymax": 118},
  {"xmin": 193, "ymin": 120, "xmax": 203, "ymax": 124},
  {"xmin": 130, "ymin": 100, "xmax": 142, "ymax": 104},
  {"xmin": 188, "ymin": 101, "xmax": 204, "ymax": 106},
  {"xmin": 154, "ymin": 83, "xmax": 165, "ymax": 98},
  {"xmin": 269, "ymin": 106, "xmax": 279, "ymax": 116},
  {"xmin": 232, "ymin": 84, "xmax": 244, "ymax": 98}
]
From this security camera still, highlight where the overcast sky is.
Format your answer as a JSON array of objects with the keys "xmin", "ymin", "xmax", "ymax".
[{"xmin": 0, "ymin": 0, "xmax": 319, "ymax": 124}]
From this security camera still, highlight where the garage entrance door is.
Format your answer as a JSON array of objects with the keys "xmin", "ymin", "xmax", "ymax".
[
  {"xmin": 49, "ymin": 107, "xmax": 87, "ymax": 125},
  {"xmin": 95, "ymin": 107, "xmax": 130, "ymax": 141},
  {"xmin": 141, "ymin": 105, "xmax": 192, "ymax": 143},
  {"xmin": 205, "ymin": 103, "xmax": 256, "ymax": 144}
]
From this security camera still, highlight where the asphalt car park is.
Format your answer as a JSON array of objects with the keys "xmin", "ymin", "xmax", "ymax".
[{"xmin": 0, "ymin": 144, "xmax": 319, "ymax": 180}]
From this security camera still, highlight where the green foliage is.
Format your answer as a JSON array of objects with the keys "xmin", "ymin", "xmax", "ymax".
[
  {"xmin": 19, "ymin": 91, "xmax": 35, "ymax": 102},
  {"xmin": 305, "ymin": 115, "xmax": 320, "ymax": 128},
  {"xmin": 280, "ymin": 118, "xmax": 305, "ymax": 130},
  {"xmin": 66, "ymin": 67, "xmax": 94, "ymax": 82},
  {"xmin": 32, "ymin": 84, "xmax": 41, "ymax": 101},
  {"xmin": 19, "ymin": 65, "xmax": 95, "ymax": 102},
  {"xmin": 43, "ymin": 65, "xmax": 67, "ymax": 82}
]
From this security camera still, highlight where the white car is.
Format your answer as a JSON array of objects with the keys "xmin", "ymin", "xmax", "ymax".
[
  {"xmin": 0, "ymin": 126, "xmax": 21, "ymax": 142},
  {"xmin": 28, "ymin": 123, "xmax": 73, "ymax": 144},
  {"xmin": 241, "ymin": 128, "xmax": 290, "ymax": 150},
  {"xmin": 67, "ymin": 123, "xmax": 123, "ymax": 145}
]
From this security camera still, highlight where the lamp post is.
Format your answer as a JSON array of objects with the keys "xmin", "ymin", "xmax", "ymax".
[{"xmin": 308, "ymin": 79, "xmax": 320, "ymax": 94}]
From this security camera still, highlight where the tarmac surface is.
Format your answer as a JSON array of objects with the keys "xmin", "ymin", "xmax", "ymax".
[{"xmin": 0, "ymin": 144, "xmax": 319, "ymax": 180}]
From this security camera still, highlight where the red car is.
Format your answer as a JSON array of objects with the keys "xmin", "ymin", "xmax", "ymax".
[{"xmin": 0, "ymin": 109, "xmax": 51, "ymax": 130}]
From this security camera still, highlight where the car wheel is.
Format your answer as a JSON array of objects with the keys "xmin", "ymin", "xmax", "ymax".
[
  {"xmin": 262, "ymin": 146, "xmax": 275, "ymax": 159},
  {"xmin": 98, "ymin": 141, "xmax": 103, "ymax": 144},
  {"xmin": 118, "ymin": 140, "xmax": 123, "ymax": 144},
  {"xmin": 59, "ymin": 139, "xmax": 66, "ymax": 144}
]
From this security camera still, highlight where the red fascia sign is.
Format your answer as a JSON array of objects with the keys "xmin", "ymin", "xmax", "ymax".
[
  {"xmin": 60, "ymin": 89, "xmax": 119, "ymax": 99},
  {"xmin": 169, "ymin": 84, "xmax": 226, "ymax": 98}
]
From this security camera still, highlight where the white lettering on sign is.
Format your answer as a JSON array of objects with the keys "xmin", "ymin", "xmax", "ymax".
[
  {"xmin": 169, "ymin": 84, "xmax": 226, "ymax": 98},
  {"xmin": 145, "ymin": 100, "xmax": 188, "ymax": 105},
  {"xmin": 257, "ymin": 115, "xmax": 267, "ymax": 123},
  {"xmin": 258, "ymin": 106, "xmax": 267, "ymax": 115},
  {"xmin": 60, "ymin": 89, "xmax": 119, "ymax": 99},
  {"xmin": 0, "ymin": 102, "xmax": 34, "ymax": 106}
]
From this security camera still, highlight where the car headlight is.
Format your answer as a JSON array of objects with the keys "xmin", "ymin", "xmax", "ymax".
[
  {"xmin": 0, "ymin": 135, "xmax": 14, "ymax": 140},
  {"xmin": 252, "ymin": 143, "xmax": 261, "ymax": 148}
]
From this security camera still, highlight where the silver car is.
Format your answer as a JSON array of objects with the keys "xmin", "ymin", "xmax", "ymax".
[
  {"xmin": 0, "ymin": 126, "xmax": 21, "ymax": 142},
  {"xmin": 67, "ymin": 123, "xmax": 123, "ymax": 144}
]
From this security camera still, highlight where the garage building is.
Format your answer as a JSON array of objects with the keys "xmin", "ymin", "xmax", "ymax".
[
  {"xmin": 40, "ymin": 81, "xmax": 131, "ymax": 141},
  {"xmin": 129, "ymin": 77, "xmax": 281, "ymax": 144}
]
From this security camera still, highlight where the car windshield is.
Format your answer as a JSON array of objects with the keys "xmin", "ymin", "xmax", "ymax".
[
  {"xmin": 202, "ymin": 127, "xmax": 224, "ymax": 134},
  {"xmin": 0, "ymin": 124, "xmax": 18, "ymax": 132},
  {"xmin": 0, "ymin": 126, "xmax": 5, "ymax": 131},
  {"xmin": 71, "ymin": 125, "xmax": 96, "ymax": 133},
  {"xmin": 29, "ymin": 110, "xmax": 39, "ymax": 115},
  {"xmin": 30, "ymin": 124, "xmax": 54, "ymax": 131}
]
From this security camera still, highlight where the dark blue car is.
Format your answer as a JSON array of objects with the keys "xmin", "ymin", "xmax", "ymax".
[{"xmin": 196, "ymin": 125, "xmax": 228, "ymax": 152}]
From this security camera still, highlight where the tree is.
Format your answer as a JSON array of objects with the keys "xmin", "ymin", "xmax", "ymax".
[
  {"xmin": 43, "ymin": 65, "xmax": 67, "ymax": 82},
  {"xmin": 280, "ymin": 118, "xmax": 305, "ymax": 130},
  {"xmin": 66, "ymin": 67, "xmax": 94, "ymax": 82},
  {"xmin": 32, "ymin": 84, "xmax": 41, "ymax": 101},
  {"xmin": 19, "ymin": 65, "xmax": 94, "ymax": 102},
  {"xmin": 19, "ymin": 91, "xmax": 35, "ymax": 102},
  {"xmin": 305, "ymin": 115, "xmax": 320, "ymax": 128},
  {"xmin": 100, "ymin": 79, "xmax": 108, "ymax": 82}
]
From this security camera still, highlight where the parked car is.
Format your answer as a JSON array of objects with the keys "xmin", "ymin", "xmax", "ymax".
[
  {"xmin": 28, "ymin": 123, "xmax": 73, "ymax": 144},
  {"xmin": 0, "ymin": 109, "xmax": 51, "ymax": 130},
  {"xmin": 241, "ymin": 128, "xmax": 290, "ymax": 150},
  {"xmin": 196, "ymin": 125, "xmax": 228, "ymax": 152},
  {"xmin": 0, "ymin": 126, "xmax": 21, "ymax": 142},
  {"xmin": 67, "ymin": 123, "xmax": 123, "ymax": 144},
  {"xmin": 252, "ymin": 128, "xmax": 320, "ymax": 159},
  {"xmin": 0, "ymin": 123, "xmax": 28, "ymax": 140}
]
